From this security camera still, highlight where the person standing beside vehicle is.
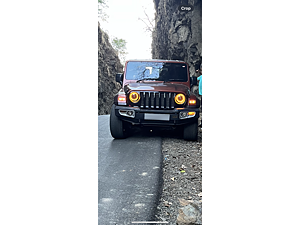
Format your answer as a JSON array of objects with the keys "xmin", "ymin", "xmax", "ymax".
[
  {"xmin": 196, "ymin": 65, "xmax": 202, "ymax": 128},
  {"xmin": 197, "ymin": 65, "xmax": 202, "ymax": 96},
  {"xmin": 196, "ymin": 65, "xmax": 202, "ymax": 110}
]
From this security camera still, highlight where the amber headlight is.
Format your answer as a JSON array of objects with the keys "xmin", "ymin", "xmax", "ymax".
[
  {"xmin": 175, "ymin": 93, "xmax": 186, "ymax": 105},
  {"xmin": 129, "ymin": 92, "xmax": 140, "ymax": 103}
]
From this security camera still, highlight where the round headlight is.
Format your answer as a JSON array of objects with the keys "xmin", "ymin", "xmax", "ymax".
[
  {"xmin": 129, "ymin": 92, "xmax": 140, "ymax": 103},
  {"xmin": 175, "ymin": 93, "xmax": 186, "ymax": 105}
]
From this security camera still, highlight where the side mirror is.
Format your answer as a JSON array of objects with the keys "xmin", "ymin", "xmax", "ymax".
[
  {"xmin": 190, "ymin": 76, "xmax": 197, "ymax": 87},
  {"xmin": 116, "ymin": 73, "xmax": 123, "ymax": 85}
]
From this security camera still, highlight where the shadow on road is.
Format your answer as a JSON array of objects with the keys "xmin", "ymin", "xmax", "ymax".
[
  {"xmin": 129, "ymin": 126, "xmax": 183, "ymax": 139},
  {"xmin": 128, "ymin": 125, "xmax": 202, "ymax": 142}
]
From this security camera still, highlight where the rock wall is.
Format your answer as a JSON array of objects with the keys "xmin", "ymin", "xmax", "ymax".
[
  {"xmin": 152, "ymin": 0, "xmax": 202, "ymax": 76},
  {"xmin": 98, "ymin": 22, "xmax": 123, "ymax": 115}
]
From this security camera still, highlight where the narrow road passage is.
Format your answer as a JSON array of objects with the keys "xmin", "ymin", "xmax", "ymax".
[{"xmin": 98, "ymin": 115, "xmax": 163, "ymax": 224}]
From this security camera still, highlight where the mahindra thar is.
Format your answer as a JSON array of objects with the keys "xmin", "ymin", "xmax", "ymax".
[{"xmin": 110, "ymin": 59, "xmax": 200, "ymax": 141}]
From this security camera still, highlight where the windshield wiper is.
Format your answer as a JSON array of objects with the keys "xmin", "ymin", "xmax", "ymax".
[
  {"xmin": 168, "ymin": 79, "xmax": 184, "ymax": 81},
  {"xmin": 164, "ymin": 79, "xmax": 184, "ymax": 83},
  {"xmin": 136, "ymin": 78, "xmax": 160, "ymax": 83}
]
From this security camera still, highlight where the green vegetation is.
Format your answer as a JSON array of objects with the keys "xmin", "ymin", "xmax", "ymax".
[
  {"xmin": 98, "ymin": 1, "xmax": 127, "ymax": 65},
  {"xmin": 111, "ymin": 37, "xmax": 128, "ymax": 65},
  {"xmin": 98, "ymin": 0, "xmax": 108, "ymax": 22}
]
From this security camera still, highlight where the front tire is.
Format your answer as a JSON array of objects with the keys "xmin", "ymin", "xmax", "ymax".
[
  {"xmin": 110, "ymin": 105, "xmax": 126, "ymax": 139},
  {"xmin": 183, "ymin": 122, "xmax": 198, "ymax": 141}
]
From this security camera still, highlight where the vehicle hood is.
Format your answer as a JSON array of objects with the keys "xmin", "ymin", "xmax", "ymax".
[{"xmin": 124, "ymin": 82, "xmax": 190, "ymax": 95}]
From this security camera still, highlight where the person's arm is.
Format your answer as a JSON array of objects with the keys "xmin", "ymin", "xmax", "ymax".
[{"xmin": 199, "ymin": 75, "xmax": 202, "ymax": 95}]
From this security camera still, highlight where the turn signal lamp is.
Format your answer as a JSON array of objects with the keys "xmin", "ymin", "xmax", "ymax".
[
  {"xmin": 188, "ymin": 112, "xmax": 196, "ymax": 116},
  {"xmin": 118, "ymin": 94, "xmax": 127, "ymax": 105},
  {"xmin": 129, "ymin": 92, "xmax": 140, "ymax": 103},
  {"xmin": 189, "ymin": 99, "xmax": 196, "ymax": 105},
  {"xmin": 175, "ymin": 94, "xmax": 186, "ymax": 105}
]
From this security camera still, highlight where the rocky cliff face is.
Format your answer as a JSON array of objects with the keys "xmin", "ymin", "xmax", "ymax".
[
  {"xmin": 98, "ymin": 22, "xmax": 123, "ymax": 115},
  {"xmin": 152, "ymin": 0, "xmax": 202, "ymax": 76}
]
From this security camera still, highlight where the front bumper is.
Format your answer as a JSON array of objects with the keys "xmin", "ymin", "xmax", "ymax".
[{"xmin": 115, "ymin": 105, "xmax": 199, "ymax": 126}]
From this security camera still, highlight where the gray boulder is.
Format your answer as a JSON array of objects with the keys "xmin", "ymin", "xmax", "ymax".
[{"xmin": 177, "ymin": 198, "xmax": 202, "ymax": 225}]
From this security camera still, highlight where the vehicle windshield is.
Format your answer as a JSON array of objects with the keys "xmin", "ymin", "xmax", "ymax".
[{"xmin": 125, "ymin": 61, "xmax": 188, "ymax": 82}]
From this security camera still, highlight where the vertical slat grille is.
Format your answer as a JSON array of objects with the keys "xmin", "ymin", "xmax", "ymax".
[
  {"xmin": 145, "ymin": 92, "xmax": 149, "ymax": 108},
  {"xmin": 140, "ymin": 92, "xmax": 145, "ymax": 108},
  {"xmin": 166, "ymin": 93, "xmax": 170, "ymax": 109},
  {"xmin": 170, "ymin": 92, "xmax": 175, "ymax": 109},
  {"xmin": 161, "ymin": 93, "xmax": 164, "ymax": 108},
  {"xmin": 155, "ymin": 93, "xmax": 159, "ymax": 108},
  {"xmin": 138, "ymin": 92, "xmax": 176, "ymax": 109},
  {"xmin": 150, "ymin": 92, "xmax": 155, "ymax": 108},
  {"xmin": 140, "ymin": 92, "xmax": 175, "ymax": 109}
]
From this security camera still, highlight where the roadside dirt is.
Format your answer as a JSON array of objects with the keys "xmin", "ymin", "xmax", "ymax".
[{"xmin": 154, "ymin": 123, "xmax": 202, "ymax": 224}]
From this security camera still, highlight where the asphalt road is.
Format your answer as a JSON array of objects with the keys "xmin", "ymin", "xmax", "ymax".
[{"xmin": 98, "ymin": 115, "xmax": 163, "ymax": 224}]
